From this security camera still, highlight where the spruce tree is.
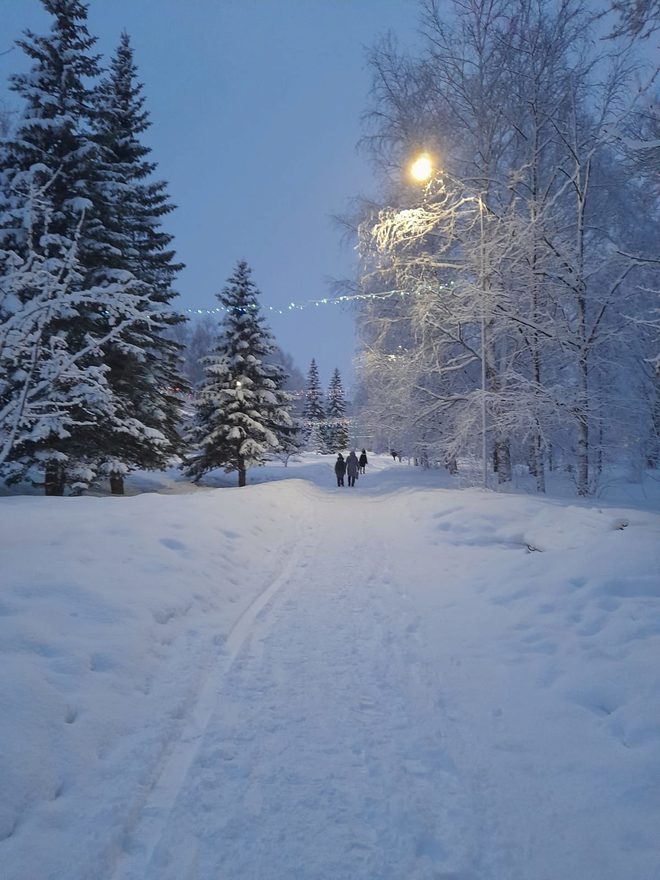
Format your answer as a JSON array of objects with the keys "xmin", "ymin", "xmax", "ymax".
[
  {"xmin": 91, "ymin": 32, "xmax": 186, "ymax": 493},
  {"xmin": 0, "ymin": 175, "xmax": 142, "ymax": 492},
  {"xmin": 183, "ymin": 261, "xmax": 293, "ymax": 487},
  {"xmin": 0, "ymin": 0, "xmax": 101, "ymax": 259},
  {"xmin": 0, "ymin": 7, "xmax": 186, "ymax": 494},
  {"xmin": 302, "ymin": 358, "xmax": 326, "ymax": 452},
  {"xmin": 326, "ymin": 367, "xmax": 349, "ymax": 451},
  {"xmin": 0, "ymin": 0, "xmax": 118, "ymax": 493}
]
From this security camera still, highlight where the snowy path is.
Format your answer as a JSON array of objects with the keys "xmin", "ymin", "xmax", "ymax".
[
  {"xmin": 114, "ymin": 492, "xmax": 483, "ymax": 880},
  {"xmin": 2, "ymin": 460, "xmax": 659, "ymax": 880},
  {"xmin": 111, "ymin": 506, "xmax": 318, "ymax": 880},
  {"xmin": 109, "ymin": 482, "xmax": 659, "ymax": 880}
]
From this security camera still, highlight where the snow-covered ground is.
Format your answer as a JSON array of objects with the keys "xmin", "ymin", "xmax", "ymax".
[{"xmin": 1, "ymin": 455, "xmax": 659, "ymax": 879}]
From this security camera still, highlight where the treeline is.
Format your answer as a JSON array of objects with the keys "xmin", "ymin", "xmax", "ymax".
[
  {"xmin": 0, "ymin": 1, "xmax": 302, "ymax": 493},
  {"xmin": 301, "ymin": 359, "xmax": 351, "ymax": 453},
  {"xmin": 0, "ymin": 1, "xmax": 185, "ymax": 494},
  {"xmin": 351, "ymin": 0, "xmax": 659, "ymax": 495}
]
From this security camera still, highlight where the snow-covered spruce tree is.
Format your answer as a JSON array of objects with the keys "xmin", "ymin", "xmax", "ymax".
[
  {"xmin": 0, "ymin": 1, "xmax": 110, "ymax": 493},
  {"xmin": 0, "ymin": 0, "xmax": 101, "ymax": 259},
  {"xmin": 90, "ymin": 31, "xmax": 186, "ymax": 493},
  {"xmin": 267, "ymin": 347, "xmax": 306, "ymax": 400},
  {"xmin": 182, "ymin": 261, "xmax": 293, "ymax": 487},
  {"xmin": 302, "ymin": 358, "xmax": 327, "ymax": 452},
  {"xmin": 0, "ymin": 7, "xmax": 186, "ymax": 494},
  {"xmin": 263, "ymin": 348, "xmax": 305, "ymax": 464},
  {"xmin": 273, "ymin": 411, "xmax": 305, "ymax": 466},
  {"xmin": 0, "ymin": 175, "xmax": 147, "ymax": 492},
  {"xmin": 326, "ymin": 368, "xmax": 349, "ymax": 451}
]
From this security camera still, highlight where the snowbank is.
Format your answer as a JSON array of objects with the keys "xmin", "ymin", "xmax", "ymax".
[
  {"xmin": 1, "ymin": 456, "xmax": 659, "ymax": 878},
  {"xmin": 0, "ymin": 482, "xmax": 313, "ymax": 876}
]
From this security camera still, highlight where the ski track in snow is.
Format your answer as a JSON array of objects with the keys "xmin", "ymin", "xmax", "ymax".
[
  {"xmin": 110, "ymin": 505, "xmax": 322, "ymax": 880},
  {"xmin": 113, "ymin": 494, "xmax": 487, "ymax": 880}
]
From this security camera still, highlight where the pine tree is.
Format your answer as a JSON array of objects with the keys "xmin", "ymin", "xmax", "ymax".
[
  {"xmin": 183, "ymin": 261, "xmax": 293, "ymax": 487},
  {"xmin": 326, "ymin": 367, "xmax": 349, "ymax": 451},
  {"xmin": 302, "ymin": 358, "xmax": 326, "ymax": 452},
  {"xmin": 90, "ymin": 31, "xmax": 186, "ymax": 493}
]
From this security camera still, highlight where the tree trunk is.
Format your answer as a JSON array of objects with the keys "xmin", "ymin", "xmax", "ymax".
[
  {"xmin": 576, "ymin": 348, "xmax": 589, "ymax": 496},
  {"xmin": 110, "ymin": 473, "xmax": 125, "ymax": 495},
  {"xmin": 573, "ymin": 141, "xmax": 590, "ymax": 497},
  {"xmin": 576, "ymin": 416, "xmax": 589, "ymax": 496},
  {"xmin": 495, "ymin": 439, "xmax": 512, "ymax": 484},
  {"xmin": 532, "ymin": 431, "xmax": 545, "ymax": 493},
  {"xmin": 528, "ymin": 444, "xmax": 537, "ymax": 477},
  {"xmin": 45, "ymin": 461, "xmax": 65, "ymax": 496},
  {"xmin": 237, "ymin": 450, "xmax": 246, "ymax": 487},
  {"xmin": 647, "ymin": 369, "xmax": 660, "ymax": 468},
  {"xmin": 529, "ymin": 323, "xmax": 545, "ymax": 493},
  {"xmin": 595, "ymin": 414, "xmax": 604, "ymax": 482}
]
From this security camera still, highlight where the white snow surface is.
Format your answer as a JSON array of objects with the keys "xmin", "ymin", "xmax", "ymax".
[{"xmin": 1, "ymin": 455, "xmax": 659, "ymax": 880}]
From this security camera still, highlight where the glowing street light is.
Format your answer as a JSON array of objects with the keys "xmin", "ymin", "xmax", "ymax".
[
  {"xmin": 409, "ymin": 152, "xmax": 434, "ymax": 183},
  {"xmin": 408, "ymin": 152, "xmax": 488, "ymax": 490}
]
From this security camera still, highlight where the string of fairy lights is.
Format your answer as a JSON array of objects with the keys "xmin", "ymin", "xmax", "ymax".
[{"xmin": 184, "ymin": 283, "xmax": 456, "ymax": 317}]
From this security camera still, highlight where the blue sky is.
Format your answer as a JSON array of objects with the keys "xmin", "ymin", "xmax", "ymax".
[{"xmin": 1, "ymin": 0, "xmax": 422, "ymax": 389}]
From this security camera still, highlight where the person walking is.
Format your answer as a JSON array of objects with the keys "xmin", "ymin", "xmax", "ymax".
[
  {"xmin": 358, "ymin": 449, "xmax": 368, "ymax": 475},
  {"xmin": 334, "ymin": 453, "xmax": 346, "ymax": 487},
  {"xmin": 346, "ymin": 450, "xmax": 359, "ymax": 487}
]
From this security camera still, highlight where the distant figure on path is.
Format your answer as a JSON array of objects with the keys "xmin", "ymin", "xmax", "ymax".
[
  {"xmin": 346, "ymin": 450, "xmax": 360, "ymax": 487},
  {"xmin": 334, "ymin": 453, "xmax": 346, "ymax": 487},
  {"xmin": 359, "ymin": 449, "xmax": 368, "ymax": 474},
  {"xmin": 391, "ymin": 450, "xmax": 398, "ymax": 462}
]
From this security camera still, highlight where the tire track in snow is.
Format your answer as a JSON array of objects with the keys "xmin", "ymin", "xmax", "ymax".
[{"xmin": 109, "ymin": 508, "xmax": 320, "ymax": 880}]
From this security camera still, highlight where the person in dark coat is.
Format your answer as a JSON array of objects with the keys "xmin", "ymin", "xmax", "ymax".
[
  {"xmin": 346, "ymin": 450, "xmax": 360, "ymax": 487},
  {"xmin": 334, "ymin": 453, "xmax": 346, "ymax": 487},
  {"xmin": 358, "ymin": 449, "xmax": 368, "ymax": 474}
]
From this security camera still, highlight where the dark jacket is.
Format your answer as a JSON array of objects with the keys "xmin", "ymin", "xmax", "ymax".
[
  {"xmin": 359, "ymin": 451, "xmax": 368, "ymax": 467},
  {"xmin": 346, "ymin": 452, "xmax": 359, "ymax": 477},
  {"xmin": 334, "ymin": 456, "xmax": 346, "ymax": 476}
]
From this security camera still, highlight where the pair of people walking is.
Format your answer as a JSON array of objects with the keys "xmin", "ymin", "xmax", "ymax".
[{"xmin": 335, "ymin": 449, "xmax": 368, "ymax": 487}]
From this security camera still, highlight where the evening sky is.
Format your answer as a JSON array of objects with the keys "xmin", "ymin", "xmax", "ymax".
[{"xmin": 1, "ymin": 0, "xmax": 422, "ymax": 389}]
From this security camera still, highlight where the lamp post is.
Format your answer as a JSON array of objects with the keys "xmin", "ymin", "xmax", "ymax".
[
  {"xmin": 478, "ymin": 194, "xmax": 487, "ymax": 491},
  {"xmin": 408, "ymin": 152, "xmax": 488, "ymax": 489}
]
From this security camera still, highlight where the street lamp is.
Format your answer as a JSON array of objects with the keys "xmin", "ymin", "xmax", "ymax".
[
  {"xmin": 409, "ymin": 152, "xmax": 434, "ymax": 183},
  {"xmin": 408, "ymin": 152, "xmax": 488, "ymax": 490}
]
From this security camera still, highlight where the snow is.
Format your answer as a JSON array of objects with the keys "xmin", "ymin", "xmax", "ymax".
[{"xmin": 1, "ymin": 455, "xmax": 659, "ymax": 879}]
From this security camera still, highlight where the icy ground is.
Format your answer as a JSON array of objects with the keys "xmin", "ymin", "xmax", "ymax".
[{"xmin": 1, "ymin": 456, "xmax": 659, "ymax": 880}]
